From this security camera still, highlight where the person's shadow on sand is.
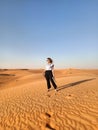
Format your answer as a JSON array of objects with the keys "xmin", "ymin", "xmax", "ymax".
[{"xmin": 57, "ymin": 78, "xmax": 96, "ymax": 91}]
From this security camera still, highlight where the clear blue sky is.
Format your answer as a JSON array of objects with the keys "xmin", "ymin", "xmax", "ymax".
[{"xmin": 0, "ymin": 0, "xmax": 98, "ymax": 69}]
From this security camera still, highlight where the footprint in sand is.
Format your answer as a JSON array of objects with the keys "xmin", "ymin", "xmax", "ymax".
[
  {"xmin": 47, "ymin": 94, "xmax": 51, "ymax": 97},
  {"xmin": 46, "ymin": 92, "xmax": 57, "ymax": 97},
  {"xmin": 41, "ymin": 112, "xmax": 56, "ymax": 130},
  {"xmin": 66, "ymin": 94, "xmax": 75, "ymax": 99}
]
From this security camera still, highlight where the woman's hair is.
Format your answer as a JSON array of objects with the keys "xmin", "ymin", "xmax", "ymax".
[{"xmin": 47, "ymin": 57, "xmax": 53, "ymax": 63}]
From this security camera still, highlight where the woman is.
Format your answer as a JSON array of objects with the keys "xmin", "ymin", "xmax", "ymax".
[{"xmin": 44, "ymin": 58, "xmax": 58, "ymax": 92}]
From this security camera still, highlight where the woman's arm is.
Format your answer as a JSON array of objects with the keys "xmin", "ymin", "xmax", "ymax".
[
  {"xmin": 51, "ymin": 64, "xmax": 55, "ymax": 77},
  {"xmin": 52, "ymin": 69, "xmax": 56, "ymax": 82},
  {"xmin": 52, "ymin": 69, "xmax": 55, "ymax": 77}
]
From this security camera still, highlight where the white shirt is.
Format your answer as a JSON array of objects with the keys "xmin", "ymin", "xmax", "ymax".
[{"xmin": 45, "ymin": 63, "xmax": 54, "ymax": 70}]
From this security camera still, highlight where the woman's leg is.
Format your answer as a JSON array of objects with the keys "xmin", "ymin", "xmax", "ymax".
[
  {"xmin": 49, "ymin": 71, "xmax": 57, "ymax": 89},
  {"xmin": 50, "ymin": 77, "xmax": 57, "ymax": 89},
  {"xmin": 45, "ymin": 72, "xmax": 51, "ymax": 89},
  {"xmin": 46, "ymin": 77, "xmax": 51, "ymax": 89}
]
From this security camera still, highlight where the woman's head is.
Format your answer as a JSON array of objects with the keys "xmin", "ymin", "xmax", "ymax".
[{"xmin": 47, "ymin": 57, "xmax": 53, "ymax": 64}]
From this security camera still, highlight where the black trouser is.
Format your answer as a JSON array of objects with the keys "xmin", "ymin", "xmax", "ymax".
[{"xmin": 45, "ymin": 70, "xmax": 57, "ymax": 89}]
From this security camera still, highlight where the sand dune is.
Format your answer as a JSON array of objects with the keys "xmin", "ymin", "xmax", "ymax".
[{"xmin": 0, "ymin": 69, "xmax": 98, "ymax": 130}]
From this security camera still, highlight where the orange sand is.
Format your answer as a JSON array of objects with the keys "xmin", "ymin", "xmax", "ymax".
[{"xmin": 0, "ymin": 69, "xmax": 98, "ymax": 130}]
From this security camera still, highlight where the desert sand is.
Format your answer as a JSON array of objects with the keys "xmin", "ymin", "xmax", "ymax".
[{"xmin": 0, "ymin": 68, "xmax": 98, "ymax": 130}]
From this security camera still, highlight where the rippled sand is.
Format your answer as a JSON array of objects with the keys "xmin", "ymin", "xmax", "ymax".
[{"xmin": 0, "ymin": 69, "xmax": 98, "ymax": 130}]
